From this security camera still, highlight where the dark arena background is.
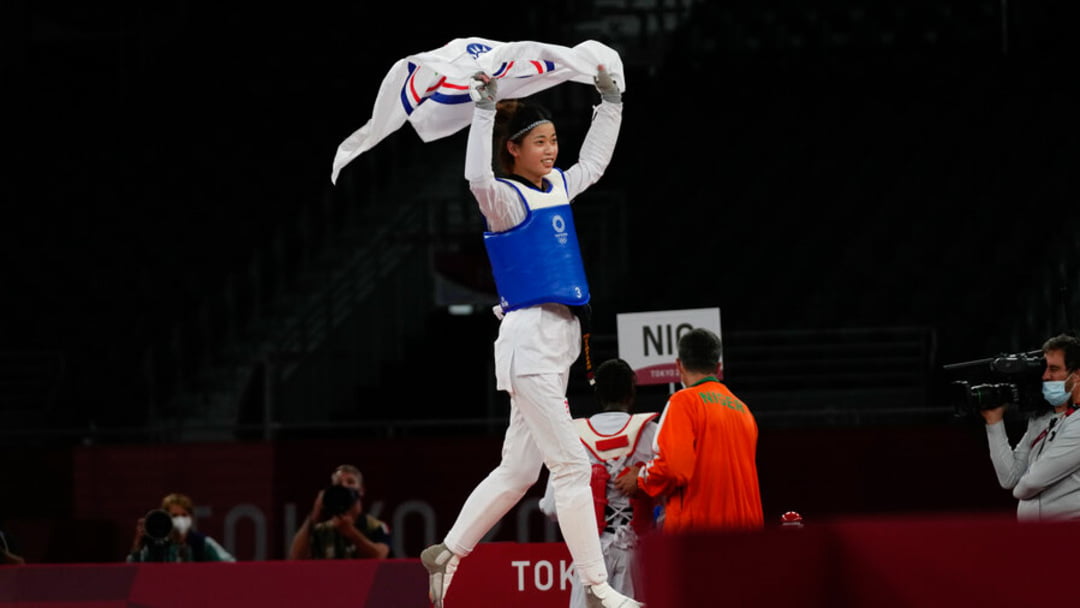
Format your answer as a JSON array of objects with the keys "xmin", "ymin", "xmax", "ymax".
[{"xmin": 3, "ymin": 1, "xmax": 1078, "ymax": 606}]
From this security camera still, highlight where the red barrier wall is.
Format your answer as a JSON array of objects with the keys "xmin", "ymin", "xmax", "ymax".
[
  {"xmin": 0, "ymin": 542, "xmax": 571, "ymax": 608},
  {"xmin": 4, "ymin": 516, "xmax": 1077, "ymax": 607},
  {"xmin": 638, "ymin": 513, "xmax": 1078, "ymax": 608},
  {"xmin": 1, "ymin": 423, "xmax": 1018, "ymax": 564},
  {"xmin": 0, "ymin": 559, "xmax": 428, "ymax": 608}
]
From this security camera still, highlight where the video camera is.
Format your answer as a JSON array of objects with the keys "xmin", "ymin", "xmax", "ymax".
[{"xmin": 942, "ymin": 350, "xmax": 1045, "ymax": 416}]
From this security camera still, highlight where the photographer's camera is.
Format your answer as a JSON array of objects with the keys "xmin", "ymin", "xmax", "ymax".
[
  {"xmin": 143, "ymin": 509, "xmax": 174, "ymax": 543},
  {"xmin": 321, "ymin": 485, "xmax": 360, "ymax": 519}
]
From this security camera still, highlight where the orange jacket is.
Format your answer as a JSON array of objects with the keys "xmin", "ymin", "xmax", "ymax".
[{"xmin": 638, "ymin": 377, "xmax": 763, "ymax": 532}]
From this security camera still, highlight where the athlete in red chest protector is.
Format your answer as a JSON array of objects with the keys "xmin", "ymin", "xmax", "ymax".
[{"xmin": 540, "ymin": 359, "xmax": 659, "ymax": 608}]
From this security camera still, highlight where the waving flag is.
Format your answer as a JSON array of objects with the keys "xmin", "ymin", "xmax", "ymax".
[{"xmin": 330, "ymin": 37, "xmax": 626, "ymax": 184}]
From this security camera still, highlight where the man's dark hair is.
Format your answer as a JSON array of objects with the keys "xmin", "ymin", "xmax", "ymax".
[
  {"xmin": 1043, "ymin": 333, "xmax": 1080, "ymax": 372},
  {"xmin": 677, "ymin": 328, "xmax": 722, "ymax": 374},
  {"xmin": 594, "ymin": 358, "xmax": 636, "ymax": 410}
]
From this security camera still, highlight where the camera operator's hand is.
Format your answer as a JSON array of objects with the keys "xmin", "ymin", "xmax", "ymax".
[
  {"xmin": 307, "ymin": 489, "xmax": 326, "ymax": 524},
  {"xmin": 131, "ymin": 517, "xmax": 146, "ymax": 554},
  {"xmin": 980, "ymin": 404, "xmax": 1007, "ymax": 425},
  {"xmin": 289, "ymin": 490, "xmax": 328, "ymax": 560},
  {"xmin": 330, "ymin": 511, "xmax": 357, "ymax": 534},
  {"xmin": 329, "ymin": 510, "xmax": 385, "ymax": 557}
]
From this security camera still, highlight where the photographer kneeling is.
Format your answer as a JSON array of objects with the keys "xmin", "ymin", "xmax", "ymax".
[
  {"xmin": 983, "ymin": 333, "xmax": 1080, "ymax": 521},
  {"xmin": 127, "ymin": 493, "xmax": 235, "ymax": 562},
  {"xmin": 289, "ymin": 465, "xmax": 391, "ymax": 560}
]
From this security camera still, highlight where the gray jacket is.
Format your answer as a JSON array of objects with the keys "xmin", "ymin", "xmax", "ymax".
[{"xmin": 987, "ymin": 406, "xmax": 1080, "ymax": 521}]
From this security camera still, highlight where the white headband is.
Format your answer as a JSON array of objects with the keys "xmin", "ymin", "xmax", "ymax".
[{"xmin": 510, "ymin": 119, "xmax": 553, "ymax": 141}]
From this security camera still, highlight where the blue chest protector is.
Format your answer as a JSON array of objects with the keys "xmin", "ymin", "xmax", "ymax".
[{"xmin": 483, "ymin": 170, "xmax": 590, "ymax": 312}]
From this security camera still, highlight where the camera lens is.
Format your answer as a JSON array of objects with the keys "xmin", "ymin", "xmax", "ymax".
[
  {"xmin": 321, "ymin": 485, "xmax": 359, "ymax": 518},
  {"xmin": 144, "ymin": 509, "xmax": 174, "ymax": 541},
  {"xmin": 969, "ymin": 383, "xmax": 1017, "ymax": 410}
]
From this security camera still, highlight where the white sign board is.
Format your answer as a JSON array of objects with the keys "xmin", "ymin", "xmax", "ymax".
[{"xmin": 616, "ymin": 307, "xmax": 722, "ymax": 386}]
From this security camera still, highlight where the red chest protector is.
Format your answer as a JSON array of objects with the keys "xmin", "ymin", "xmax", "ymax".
[{"xmin": 574, "ymin": 412, "xmax": 659, "ymax": 535}]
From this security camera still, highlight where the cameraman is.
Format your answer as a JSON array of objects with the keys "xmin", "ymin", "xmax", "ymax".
[
  {"xmin": 127, "ymin": 493, "xmax": 235, "ymax": 562},
  {"xmin": 982, "ymin": 333, "xmax": 1080, "ymax": 521},
  {"xmin": 288, "ymin": 465, "xmax": 391, "ymax": 559}
]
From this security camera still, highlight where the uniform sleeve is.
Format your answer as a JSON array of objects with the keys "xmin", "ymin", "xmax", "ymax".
[
  {"xmin": 986, "ymin": 421, "xmax": 1032, "ymax": 490},
  {"xmin": 638, "ymin": 397, "xmax": 696, "ymax": 498},
  {"xmin": 465, "ymin": 106, "xmax": 526, "ymax": 231},
  {"xmin": 563, "ymin": 100, "xmax": 622, "ymax": 201},
  {"xmin": 1013, "ymin": 420, "xmax": 1080, "ymax": 499}
]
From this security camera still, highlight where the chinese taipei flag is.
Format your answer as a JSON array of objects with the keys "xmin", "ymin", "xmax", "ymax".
[{"xmin": 330, "ymin": 37, "xmax": 626, "ymax": 184}]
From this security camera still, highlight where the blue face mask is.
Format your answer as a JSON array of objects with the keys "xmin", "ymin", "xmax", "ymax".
[{"xmin": 1043, "ymin": 381, "xmax": 1070, "ymax": 406}]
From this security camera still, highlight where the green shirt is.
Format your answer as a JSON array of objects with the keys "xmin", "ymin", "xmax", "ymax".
[{"xmin": 309, "ymin": 514, "xmax": 392, "ymax": 559}]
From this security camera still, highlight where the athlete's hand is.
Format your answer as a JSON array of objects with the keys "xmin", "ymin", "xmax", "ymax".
[
  {"xmin": 594, "ymin": 65, "xmax": 621, "ymax": 103},
  {"xmin": 469, "ymin": 72, "xmax": 497, "ymax": 110}
]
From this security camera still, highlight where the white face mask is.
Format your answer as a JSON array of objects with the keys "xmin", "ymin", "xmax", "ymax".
[{"xmin": 171, "ymin": 515, "xmax": 193, "ymax": 535}]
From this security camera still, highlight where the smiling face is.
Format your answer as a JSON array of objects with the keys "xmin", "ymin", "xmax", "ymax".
[{"xmin": 507, "ymin": 122, "xmax": 557, "ymax": 188}]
